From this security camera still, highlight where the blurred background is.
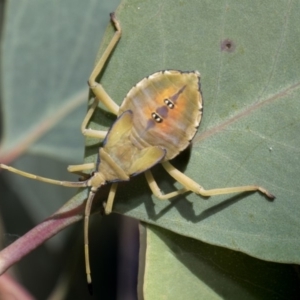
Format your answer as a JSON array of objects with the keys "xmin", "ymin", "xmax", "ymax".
[{"xmin": 0, "ymin": 1, "xmax": 140, "ymax": 299}]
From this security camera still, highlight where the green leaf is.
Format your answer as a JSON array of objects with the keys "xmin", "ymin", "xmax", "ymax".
[
  {"xmin": 91, "ymin": 0, "xmax": 300, "ymax": 263},
  {"xmin": 1, "ymin": 0, "xmax": 119, "ymax": 162},
  {"xmin": 140, "ymin": 223, "xmax": 300, "ymax": 300},
  {"xmin": 1, "ymin": 0, "xmax": 299, "ymax": 269},
  {"xmin": 0, "ymin": 0, "xmax": 120, "ymax": 238}
]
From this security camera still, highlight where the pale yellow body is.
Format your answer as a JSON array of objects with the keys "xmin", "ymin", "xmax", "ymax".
[{"xmin": 0, "ymin": 13, "xmax": 274, "ymax": 288}]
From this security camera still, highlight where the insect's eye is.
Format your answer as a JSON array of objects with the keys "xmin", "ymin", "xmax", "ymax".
[
  {"xmin": 164, "ymin": 98, "xmax": 175, "ymax": 109},
  {"xmin": 151, "ymin": 112, "xmax": 163, "ymax": 123}
]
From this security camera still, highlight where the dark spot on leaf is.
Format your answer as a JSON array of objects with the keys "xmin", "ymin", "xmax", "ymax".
[{"xmin": 221, "ymin": 39, "xmax": 236, "ymax": 52}]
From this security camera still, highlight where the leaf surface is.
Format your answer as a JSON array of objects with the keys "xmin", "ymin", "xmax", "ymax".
[
  {"xmin": 95, "ymin": 0, "xmax": 300, "ymax": 263},
  {"xmin": 1, "ymin": 0, "xmax": 299, "ymax": 265},
  {"xmin": 0, "ymin": 0, "xmax": 120, "ymax": 240},
  {"xmin": 140, "ymin": 223, "xmax": 300, "ymax": 300}
]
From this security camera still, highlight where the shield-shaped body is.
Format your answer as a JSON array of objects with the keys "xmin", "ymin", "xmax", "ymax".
[{"xmin": 99, "ymin": 70, "xmax": 202, "ymax": 182}]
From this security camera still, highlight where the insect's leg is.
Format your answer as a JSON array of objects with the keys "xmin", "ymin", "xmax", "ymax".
[
  {"xmin": 66, "ymin": 163, "xmax": 96, "ymax": 179},
  {"xmin": 162, "ymin": 161, "xmax": 275, "ymax": 199},
  {"xmin": 81, "ymin": 98, "xmax": 109, "ymax": 139},
  {"xmin": 88, "ymin": 13, "xmax": 121, "ymax": 116},
  {"xmin": 104, "ymin": 183, "xmax": 118, "ymax": 214},
  {"xmin": 67, "ymin": 163, "xmax": 95, "ymax": 173},
  {"xmin": 145, "ymin": 170, "xmax": 189, "ymax": 200},
  {"xmin": 82, "ymin": 14, "xmax": 121, "ymax": 140}
]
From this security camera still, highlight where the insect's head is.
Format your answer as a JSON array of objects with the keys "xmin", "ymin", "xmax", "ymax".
[{"xmin": 88, "ymin": 172, "xmax": 106, "ymax": 190}]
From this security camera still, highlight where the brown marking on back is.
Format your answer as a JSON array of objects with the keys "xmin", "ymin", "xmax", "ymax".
[
  {"xmin": 170, "ymin": 85, "xmax": 186, "ymax": 103},
  {"xmin": 156, "ymin": 106, "xmax": 168, "ymax": 118}
]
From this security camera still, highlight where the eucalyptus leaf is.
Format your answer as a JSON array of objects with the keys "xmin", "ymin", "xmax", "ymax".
[
  {"xmin": 140, "ymin": 223, "xmax": 300, "ymax": 300},
  {"xmin": 1, "ymin": 0, "xmax": 299, "ymax": 283},
  {"xmin": 1, "ymin": 0, "xmax": 119, "ymax": 161},
  {"xmin": 1, "ymin": 0, "xmax": 120, "ymax": 225},
  {"xmin": 91, "ymin": 0, "xmax": 300, "ymax": 263}
]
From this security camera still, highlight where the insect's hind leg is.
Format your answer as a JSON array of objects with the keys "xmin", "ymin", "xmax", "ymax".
[
  {"xmin": 162, "ymin": 161, "xmax": 275, "ymax": 199},
  {"xmin": 81, "ymin": 97, "xmax": 109, "ymax": 139},
  {"xmin": 145, "ymin": 170, "xmax": 189, "ymax": 200},
  {"xmin": 82, "ymin": 14, "xmax": 122, "ymax": 140},
  {"xmin": 88, "ymin": 13, "xmax": 121, "ymax": 116}
]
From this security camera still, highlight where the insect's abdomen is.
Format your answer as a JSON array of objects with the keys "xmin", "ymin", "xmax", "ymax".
[{"xmin": 119, "ymin": 70, "xmax": 202, "ymax": 160}]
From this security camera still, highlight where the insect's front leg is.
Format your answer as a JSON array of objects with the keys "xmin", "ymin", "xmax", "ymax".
[
  {"xmin": 104, "ymin": 183, "xmax": 118, "ymax": 214},
  {"xmin": 67, "ymin": 162, "xmax": 95, "ymax": 175}
]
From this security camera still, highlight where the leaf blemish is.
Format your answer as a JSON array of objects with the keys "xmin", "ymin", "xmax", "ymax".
[{"xmin": 221, "ymin": 39, "xmax": 236, "ymax": 52}]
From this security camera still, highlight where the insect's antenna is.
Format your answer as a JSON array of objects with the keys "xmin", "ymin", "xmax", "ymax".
[
  {"xmin": 84, "ymin": 188, "xmax": 98, "ymax": 295},
  {"xmin": 0, "ymin": 164, "xmax": 88, "ymax": 188}
]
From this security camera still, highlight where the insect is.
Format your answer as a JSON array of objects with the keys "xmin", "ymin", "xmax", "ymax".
[{"xmin": 0, "ymin": 13, "xmax": 274, "ymax": 290}]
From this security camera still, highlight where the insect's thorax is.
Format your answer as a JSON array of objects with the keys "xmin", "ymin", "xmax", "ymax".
[
  {"xmin": 96, "ymin": 110, "xmax": 165, "ymax": 183},
  {"xmin": 97, "ymin": 122, "xmax": 137, "ymax": 183}
]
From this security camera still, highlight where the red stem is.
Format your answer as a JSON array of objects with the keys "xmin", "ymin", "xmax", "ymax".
[{"xmin": 0, "ymin": 189, "xmax": 87, "ymax": 275}]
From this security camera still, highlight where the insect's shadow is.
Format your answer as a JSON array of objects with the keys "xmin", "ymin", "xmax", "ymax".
[
  {"xmin": 107, "ymin": 145, "xmax": 253, "ymax": 224},
  {"xmin": 142, "ymin": 174, "xmax": 251, "ymax": 224}
]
